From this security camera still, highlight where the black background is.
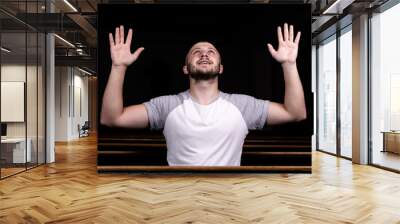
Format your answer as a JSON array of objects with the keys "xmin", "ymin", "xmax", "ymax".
[{"xmin": 97, "ymin": 3, "xmax": 313, "ymax": 139}]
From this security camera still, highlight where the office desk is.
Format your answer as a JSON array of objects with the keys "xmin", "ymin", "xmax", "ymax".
[
  {"xmin": 382, "ymin": 131, "xmax": 400, "ymax": 154},
  {"xmin": 1, "ymin": 138, "xmax": 31, "ymax": 163}
]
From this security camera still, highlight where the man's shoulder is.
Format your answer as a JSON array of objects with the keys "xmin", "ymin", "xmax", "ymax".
[
  {"xmin": 219, "ymin": 91, "xmax": 269, "ymax": 130},
  {"xmin": 145, "ymin": 91, "xmax": 189, "ymax": 110},
  {"xmin": 220, "ymin": 92, "xmax": 268, "ymax": 112},
  {"xmin": 151, "ymin": 90, "xmax": 187, "ymax": 101},
  {"xmin": 177, "ymin": 90, "xmax": 190, "ymax": 100},
  {"xmin": 220, "ymin": 92, "xmax": 255, "ymax": 103}
]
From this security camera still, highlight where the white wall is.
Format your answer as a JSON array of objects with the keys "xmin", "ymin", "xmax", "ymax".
[
  {"xmin": 54, "ymin": 66, "xmax": 89, "ymax": 141},
  {"xmin": 1, "ymin": 64, "xmax": 46, "ymax": 164},
  {"xmin": 73, "ymin": 69, "xmax": 89, "ymax": 139},
  {"xmin": 1, "ymin": 65, "xmax": 26, "ymax": 140},
  {"xmin": 55, "ymin": 67, "xmax": 69, "ymax": 141},
  {"xmin": 1, "ymin": 65, "xmax": 39, "ymax": 138}
]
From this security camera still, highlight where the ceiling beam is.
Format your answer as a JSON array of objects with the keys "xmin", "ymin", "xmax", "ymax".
[{"xmin": 55, "ymin": 55, "xmax": 96, "ymax": 72}]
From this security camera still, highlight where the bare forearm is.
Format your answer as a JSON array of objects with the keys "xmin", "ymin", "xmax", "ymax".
[
  {"xmin": 100, "ymin": 65, "xmax": 127, "ymax": 125},
  {"xmin": 282, "ymin": 62, "xmax": 306, "ymax": 120}
]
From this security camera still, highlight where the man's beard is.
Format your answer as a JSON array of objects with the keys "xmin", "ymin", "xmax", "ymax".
[{"xmin": 187, "ymin": 63, "xmax": 220, "ymax": 81}]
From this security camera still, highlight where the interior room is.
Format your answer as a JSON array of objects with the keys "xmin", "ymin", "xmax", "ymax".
[{"xmin": 0, "ymin": 0, "xmax": 399, "ymax": 223}]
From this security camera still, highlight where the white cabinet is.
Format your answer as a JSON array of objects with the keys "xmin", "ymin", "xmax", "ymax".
[{"xmin": 1, "ymin": 138, "xmax": 31, "ymax": 163}]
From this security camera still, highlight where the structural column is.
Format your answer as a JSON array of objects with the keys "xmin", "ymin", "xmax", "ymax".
[
  {"xmin": 46, "ymin": 0, "xmax": 55, "ymax": 163},
  {"xmin": 352, "ymin": 14, "xmax": 369, "ymax": 164}
]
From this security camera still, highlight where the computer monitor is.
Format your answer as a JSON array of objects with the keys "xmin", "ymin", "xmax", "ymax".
[{"xmin": 1, "ymin": 123, "xmax": 7, "ymax": 138}]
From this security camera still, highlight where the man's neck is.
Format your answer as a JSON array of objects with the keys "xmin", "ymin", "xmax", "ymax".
[{"xmin": 189, "ymin": 77, "xmax": 219, "ymax": 105}]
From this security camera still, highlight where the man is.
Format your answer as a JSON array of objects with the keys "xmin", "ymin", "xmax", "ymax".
[{"xmin": 101, "ymin": 24, "xmax": 306, "ymax": 166}]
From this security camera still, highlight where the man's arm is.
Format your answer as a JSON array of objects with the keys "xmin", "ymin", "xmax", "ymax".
[
  {"xmin": 100, "ymin": 25, "xmax": 148, "ymax": 128},
  {"xmin": 266, "ymin": 23, "xmax": 307, "ymax": 125}
]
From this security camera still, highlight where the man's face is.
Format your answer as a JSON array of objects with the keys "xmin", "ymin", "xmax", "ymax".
[{"xmin": 184, "ymin": 42, "xmax": 223, "ymax": 80}]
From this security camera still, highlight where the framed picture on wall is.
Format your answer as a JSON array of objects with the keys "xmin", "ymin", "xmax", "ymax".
[{"xmin": 1, "ymin": 81, "xmax": 25, "ymax": 122}]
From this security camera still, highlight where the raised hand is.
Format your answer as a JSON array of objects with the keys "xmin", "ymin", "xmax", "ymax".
[
  {"xmin": 109, "ymin": 25, "xmax": 144, "ymax": 67},
  {"xmin": 267, "ymin": 23, "xmax": 301, "ymax": 65}
]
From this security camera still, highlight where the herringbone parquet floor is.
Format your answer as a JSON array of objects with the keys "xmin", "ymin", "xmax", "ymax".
[{"xmin": 1, "ymin": 134, "xmax": 400, "ymax": 224}]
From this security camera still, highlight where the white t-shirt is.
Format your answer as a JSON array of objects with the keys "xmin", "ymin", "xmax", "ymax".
[{"xmin": 144, "ymin": 90, "xmax": 269, "ymax": 166}]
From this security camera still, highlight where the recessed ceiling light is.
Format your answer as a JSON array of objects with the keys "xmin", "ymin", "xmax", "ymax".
[
  {"xmin": 1, "ymin": 47, "xmax": 11, "ymax": 53},
  {"xmin": 322, "ymin": 0, "xmax": 354, "ymax": 15},
  {"xmin": 54, "ymin": 34, "xmax": 75, "ymax": 48},
  {"xmin": 63, "ymin": 0, "xmax": 78, "ymax": 12},
  {"xmin": 77, "ymin": 67, "xmax": 93, "ymax": 76}
]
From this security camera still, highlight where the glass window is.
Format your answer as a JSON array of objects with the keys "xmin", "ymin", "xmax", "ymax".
[
  {"xmin": 312, "ymin": 45, "xmax": 317, "ymax": 151},
  {"xmin": 339, "ymin": 28, "xmax": 352, "ymax": 158},
  {"xmin": 0, "ymin": 1, "xmax": 46, "ymax": 179},
  {"xmin": 371, "ymin": 3, "xmax": 400, "ymax": 171},
  {"xmin": 1, "ymin": 19, "xmax": 28, "ymax": 177},
  {"xmin": 317, "ymin": 36, "xmax": 337, "ymax": 154}
]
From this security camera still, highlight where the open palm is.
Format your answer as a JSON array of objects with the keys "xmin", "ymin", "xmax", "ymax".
[
  {"xmin": 109, "ymin": 25, "xmax": 144, "ymax": 67},
  {"xmin": 268, "ymin": 23, "xmax": 301, "ymax": 65}
]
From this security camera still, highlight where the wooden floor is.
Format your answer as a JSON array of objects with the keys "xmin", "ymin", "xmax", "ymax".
[
  {"xmin": 1, "ymin": 163, "xmax": 44, "ymax": 178},
  {"xmin": 373, "ymin": 150, "xmax": 400, "ymax": 170},
  {"xmin": 1, "ymin": 135, "xmax": 400, "ymax": 223},
  {"xmin": 1, "ymin": 167, "xmax": 26, "ymax": 178}
]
